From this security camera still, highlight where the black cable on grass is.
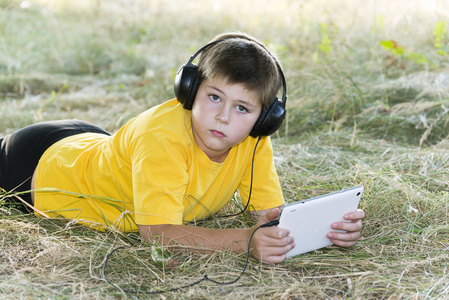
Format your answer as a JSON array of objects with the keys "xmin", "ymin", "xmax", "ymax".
[{"xmin": 102, "ymin": 220, "xmax": 279, "ymax": 294}]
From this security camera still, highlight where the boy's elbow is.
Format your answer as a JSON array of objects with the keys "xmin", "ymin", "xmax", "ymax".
[{"xmin": 138, "ymin": 224, "xmax": 171, "ymax": 241}]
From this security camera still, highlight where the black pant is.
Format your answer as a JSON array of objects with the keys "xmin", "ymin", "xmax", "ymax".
[{"xmin": 0, "ymin": 120, "xmax": 110, "ymax": 210}]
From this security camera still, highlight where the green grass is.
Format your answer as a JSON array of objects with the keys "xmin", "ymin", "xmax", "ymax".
[{"xmin": 1, "ymin": 0, "xmax": 449, "ymax": 298}]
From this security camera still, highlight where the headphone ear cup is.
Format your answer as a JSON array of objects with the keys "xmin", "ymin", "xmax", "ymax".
[
  {"xmin": 174, "ymin": 63, "xmax": 200, "ymax": 110},
  {"xmin": 249, "ymin": 98, "xmax": 286, "ymax": 137},
  {"xmin": 185, "ymin": 74, "xmax": 201, "ymax": 110}
]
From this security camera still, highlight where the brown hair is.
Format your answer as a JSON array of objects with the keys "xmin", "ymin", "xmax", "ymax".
[{"xmin": 197, "ymin": 32, "xmax": 282, "ymax": 110}]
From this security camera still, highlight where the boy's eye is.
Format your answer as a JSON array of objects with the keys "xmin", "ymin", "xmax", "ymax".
[
  {"xmin": 209, "ymin": 94, "xmax": 220, "ymax": 102},
  {"xmin": 236, "ymin": 105, "xmax": 248, "ymax": 113}
]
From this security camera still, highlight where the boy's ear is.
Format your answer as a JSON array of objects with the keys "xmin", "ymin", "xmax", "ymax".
[{"xmin": 174, "ymin": 62, "xmax": 201, "ymax": 110}]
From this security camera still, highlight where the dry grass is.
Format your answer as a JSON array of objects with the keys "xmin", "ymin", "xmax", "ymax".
[{"xmin": 1, "ymin": 0, "xmax": 449, "ymax": 298}]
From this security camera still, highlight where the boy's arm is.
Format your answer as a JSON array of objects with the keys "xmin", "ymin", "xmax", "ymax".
[{"xmin": 138, "ymin": 208, "xmax": 295, "ymax": 264}]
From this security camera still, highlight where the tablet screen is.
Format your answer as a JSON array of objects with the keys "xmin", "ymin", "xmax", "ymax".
[{"xmin": 278, "ymin": 186, "xmax": 364, "ymax": 257}]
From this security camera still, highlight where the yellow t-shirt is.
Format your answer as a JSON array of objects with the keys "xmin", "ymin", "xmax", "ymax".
[{"xmin": 34, "ymin": 99, "xmax": 284, "ymax": 232}]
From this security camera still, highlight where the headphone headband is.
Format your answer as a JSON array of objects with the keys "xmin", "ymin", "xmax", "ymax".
[{"xmin": 174, "ymin": 38, "xmax": 287, "ymax": 137}]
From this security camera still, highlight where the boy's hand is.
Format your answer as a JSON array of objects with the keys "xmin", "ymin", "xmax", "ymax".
[
  {"xmin": 250, "ymin": 208, "xmax": 295, "ymax": 264},
  {"xmin": 326, "ymin": 209, "xmax": 365, "ymax": 247}
]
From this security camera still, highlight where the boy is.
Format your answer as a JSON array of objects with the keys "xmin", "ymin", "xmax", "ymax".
[{"xmin": 0, "ymin": 32, "xmax": 365, "ymax": 264}]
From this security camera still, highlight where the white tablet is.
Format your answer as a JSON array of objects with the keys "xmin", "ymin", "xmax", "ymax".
[{"xmin": 278, "ymin": 185, "xmax": 364, "ymax": 258}]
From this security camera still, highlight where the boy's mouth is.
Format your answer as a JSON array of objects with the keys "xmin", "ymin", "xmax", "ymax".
[{"xmin": 210, "ymin": 130, "xmax": 226, "ymax": 138}]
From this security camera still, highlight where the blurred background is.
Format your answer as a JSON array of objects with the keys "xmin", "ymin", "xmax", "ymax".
[{"xmin": 1, "ymin": 0, "xmax": 448, "ymax": 145}]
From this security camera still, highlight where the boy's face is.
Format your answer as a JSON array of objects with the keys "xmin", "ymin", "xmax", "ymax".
[{"xmin": 191, "ymin": 77, "xmax": 262, "ymax": 163}]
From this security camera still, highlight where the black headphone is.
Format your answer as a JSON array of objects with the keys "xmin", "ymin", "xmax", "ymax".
[{"xmin": 174, "ymin": 39, "xmax": 287, "ymax": 137}]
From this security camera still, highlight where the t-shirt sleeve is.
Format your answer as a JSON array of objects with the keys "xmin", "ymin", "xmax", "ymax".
[
  {"xmin": 129, "ymin": 130, "xmax": 189, "ymax": 225},
  {"xmin": 237, "ymin": 137, "xmax": 285, "ymax": 211}
]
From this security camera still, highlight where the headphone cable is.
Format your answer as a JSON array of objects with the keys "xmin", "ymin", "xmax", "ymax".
[
  {"xmin": 102, "ymin": 219, "xmax": 279, "ymax": 295},
  {"xmin": 217, "ymin": 135, "xmax": 262, "ymax": 218}
]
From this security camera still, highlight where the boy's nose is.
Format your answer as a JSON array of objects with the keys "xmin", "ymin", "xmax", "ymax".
[{"xmin": 216, "ymin": 110, "xmax": 230, "ymax": 124}]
